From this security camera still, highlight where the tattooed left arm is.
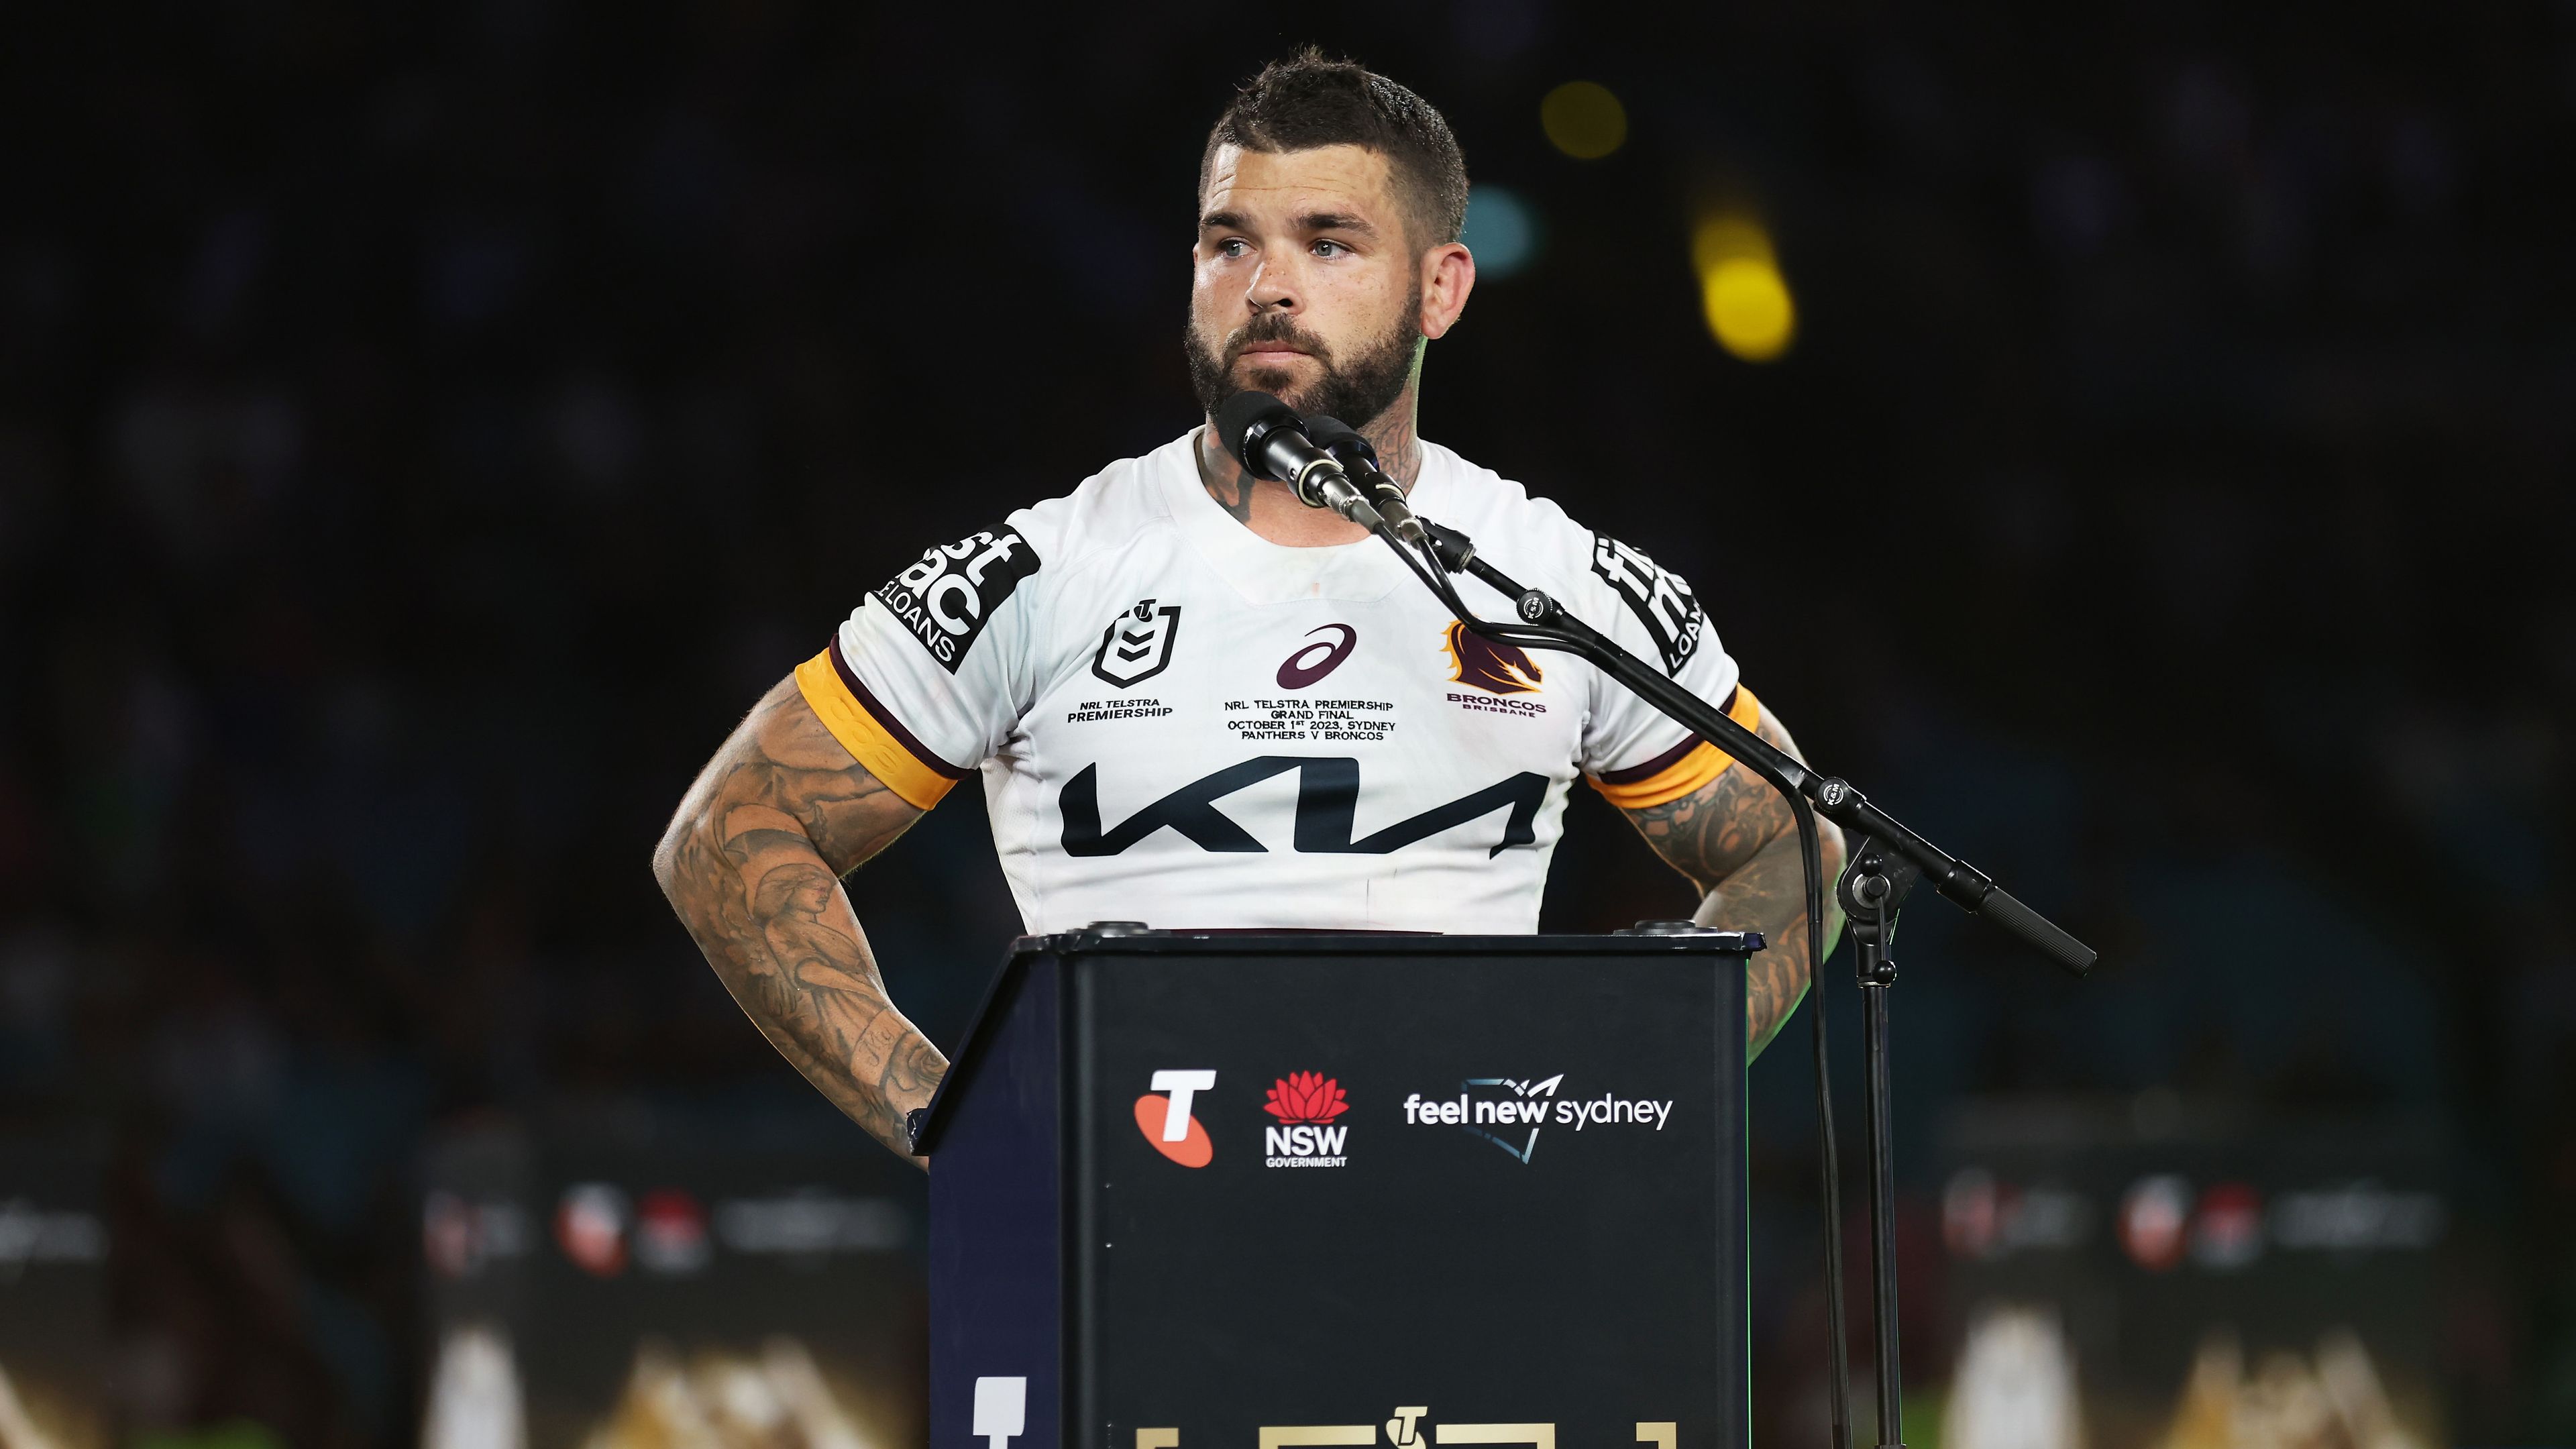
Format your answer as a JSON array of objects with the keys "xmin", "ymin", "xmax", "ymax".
[{"xmin": 1619, "ymin": 702, "xmax": 1846, "ymax": 1059}]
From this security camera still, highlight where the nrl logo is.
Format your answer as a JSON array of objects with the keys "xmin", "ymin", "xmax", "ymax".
[{"xmin": 1092, "ymin": 598, "xmax": 1182, "ymax": 688}]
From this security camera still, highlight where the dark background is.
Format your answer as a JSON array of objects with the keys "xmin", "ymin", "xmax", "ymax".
[{"xmin": 1, "ymin": 1, "xmax": 2569, "ymax": 1444}]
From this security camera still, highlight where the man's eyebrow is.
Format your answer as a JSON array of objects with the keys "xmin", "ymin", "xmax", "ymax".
[
  {"xmin": 1195, "ymin": 208, "xmax": 1384, "ymax": 237},
  {"xmin": 1299, "ymin": 211, "xmax": 1379, "ymax": 237}
]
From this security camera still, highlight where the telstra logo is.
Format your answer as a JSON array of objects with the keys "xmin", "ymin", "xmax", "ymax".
[{"xmin": 1134, "ymin": 1070, "xmax": 1216, "ymax": 1167}]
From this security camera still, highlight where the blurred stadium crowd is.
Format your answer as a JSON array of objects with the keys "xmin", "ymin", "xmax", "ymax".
[{"xmin": 0, "ymin": 1, "xmax": 2570, "ymax": 1444}]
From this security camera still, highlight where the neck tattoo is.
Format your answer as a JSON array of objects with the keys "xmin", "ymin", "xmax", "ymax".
[{"xmin": 1193, "ymin": 434, "xmax": 1257, "ymax": 523}]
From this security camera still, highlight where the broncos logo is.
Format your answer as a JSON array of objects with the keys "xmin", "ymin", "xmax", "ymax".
[{"xmin": 1444, "ymin": 620, "xmax": 1546, "ymax": 696}]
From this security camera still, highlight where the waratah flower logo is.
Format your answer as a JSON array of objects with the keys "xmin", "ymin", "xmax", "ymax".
[{"xmin": 1263, "ymin": 1072, "xmax": 1351, "ymax": 1125}]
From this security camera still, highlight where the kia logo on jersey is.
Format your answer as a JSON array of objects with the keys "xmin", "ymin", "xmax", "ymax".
[
  {"xmin": 1275, "ymin": 623, "xmax": 1358, "ymax": 689},
  {"xmin": 1062, "ymin": 759, "xmax": 1548, "ymax": 858},
  {"xmin": 1134, "ymin": 1069, "xmax": 1216, "ymax": 1167}
]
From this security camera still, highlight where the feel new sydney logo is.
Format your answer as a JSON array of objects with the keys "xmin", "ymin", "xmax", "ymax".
[{"xmin": 1402, "ymin": 1075, "xmax": 1676, "ymax": 1164}]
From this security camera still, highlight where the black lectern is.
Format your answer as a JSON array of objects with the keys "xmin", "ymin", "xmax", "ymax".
[{"xmin": 916, "ymin": 926, "xmax": 1758, "ymax": 1448}]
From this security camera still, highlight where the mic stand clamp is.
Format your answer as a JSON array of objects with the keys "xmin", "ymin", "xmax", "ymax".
[{"xmin": 1838, "ymin": 836, "xmax": 1923, "ymax": 1449}]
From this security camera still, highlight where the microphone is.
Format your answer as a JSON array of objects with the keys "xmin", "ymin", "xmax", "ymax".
[
  {"xmin": 1300, "ymin": 414, "xmax": 1426, "ymax": 544},
  {"xmin": 1213, "ymin": 391, "xmax": 1386, "ymax": 533}
]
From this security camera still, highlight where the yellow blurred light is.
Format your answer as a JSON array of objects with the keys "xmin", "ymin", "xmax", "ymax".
[
  {"xmin": 1691, "ymin": 212, "xmax": 1794, "ymax": 362},
  {"xmin": 1701, "ymin": 257, "xmax": 1796, "ymax": 362},
  {"xmin": 1541, "ymin": 82, "xmax": 1627, "ymax": 160},
  {"xmin": 1691, "ymin": 215, "xmax": 1774, "ymax": 274}
]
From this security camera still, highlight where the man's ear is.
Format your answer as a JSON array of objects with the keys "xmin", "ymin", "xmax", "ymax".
[{"xmin": 1419, "ymin": 241, "xmax": 1476, "ymax": 340}]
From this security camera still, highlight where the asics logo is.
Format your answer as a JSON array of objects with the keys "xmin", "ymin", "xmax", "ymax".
[{"xmin": 1276, "ymin": 624, "xmax": 1358, "ymax": 690}]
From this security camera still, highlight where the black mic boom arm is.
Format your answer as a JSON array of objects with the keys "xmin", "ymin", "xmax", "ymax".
[{"xmin": 1420, "ymin": 523, "xmax": 2096, "ymax": 976}]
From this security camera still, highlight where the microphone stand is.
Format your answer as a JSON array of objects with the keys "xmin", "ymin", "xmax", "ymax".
[
  {"xmin": 1840, "ymin": 835, "xmax": 1924, "ymax": 1449},
  {"xmin": 1373, "ymin": 517, "xmax": 2097, "ymax": 1449}
]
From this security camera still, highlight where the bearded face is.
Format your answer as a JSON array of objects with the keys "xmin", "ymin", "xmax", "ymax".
[
  {"xmin": 1186, "ymin": 143, "xmax": 1430, "ymax": 434},
  {"xmin": 1184, "ymin": 280, "xmax": 1422, "ymax": 427}
]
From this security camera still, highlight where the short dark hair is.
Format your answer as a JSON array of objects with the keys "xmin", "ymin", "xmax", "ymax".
[{"xmin": 1200, "ymin": 49, "xmax": 1470, "ymax": 250}]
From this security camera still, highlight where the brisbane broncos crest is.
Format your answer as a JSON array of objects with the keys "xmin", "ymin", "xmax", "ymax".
[{"xmin": 1443, "ymin": 621, "xmax": 1545, "ymax": 696}]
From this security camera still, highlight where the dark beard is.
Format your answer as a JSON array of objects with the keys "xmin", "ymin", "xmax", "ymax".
[{"xmin": 1185, "ymin": 288, "xmax": 1424, "ymax": 432}]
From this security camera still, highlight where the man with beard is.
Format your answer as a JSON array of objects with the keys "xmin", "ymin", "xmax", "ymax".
[{"xmin": 653, "ymin": 51, "xmax": 1843, "ymax": 1163}]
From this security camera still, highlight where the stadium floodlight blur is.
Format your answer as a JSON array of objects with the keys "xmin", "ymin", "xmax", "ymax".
[
  {"xmin": 1540, "ymin": 80, "xmax": 1627, "ymax": 160},
  {"xmin": 1693, "ymin": 213, "xmax": 1796, "ymax": 362},
  {"xmin": 1459, "ymin": 184, "xmax": 1540, "ymax": 280}
]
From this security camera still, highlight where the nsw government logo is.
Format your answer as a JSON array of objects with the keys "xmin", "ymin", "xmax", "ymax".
[{"xmin": 1262, "ymin": 1071, "xmax": 1351, "ymax": 1169}]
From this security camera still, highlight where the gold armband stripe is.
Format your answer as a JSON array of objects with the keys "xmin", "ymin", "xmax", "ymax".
[
  {"xmin": 793, "ymin": 641, "xmax": 967, "ymax": 811},
  {"xmin": 1587, "ymin": 684, "xmax": 1763, "ymax": 810}
]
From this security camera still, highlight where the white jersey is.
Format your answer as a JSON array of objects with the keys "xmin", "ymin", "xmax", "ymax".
[{"xmin": 794, "ymin": 431, "xmax": 1762, "ymax": 934}]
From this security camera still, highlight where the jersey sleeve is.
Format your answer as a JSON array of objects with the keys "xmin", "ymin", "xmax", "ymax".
[
  {"xmin": 1574, "ymin": 531, "xmax": 1759, "ymax": 811},
  {"xmin": 792, "ymin": 519, "xmax": 1043, "ymax": 810}
]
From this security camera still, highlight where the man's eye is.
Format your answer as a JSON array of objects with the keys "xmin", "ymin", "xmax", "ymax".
[
  {"xmin": 1216, "ymin": 239, "xmax": 1250, "ymax": 258},
  {"xmin": 1312, "ymin": 239, "xmax": 1346, "ymax": 258}
]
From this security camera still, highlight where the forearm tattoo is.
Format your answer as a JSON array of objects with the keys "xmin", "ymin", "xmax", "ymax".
[
  {"xmin": 1623, "ymin": 708, "xmax": 1847, "ymax": 1059},
  {"xmin": 655, "ymin": 678, "xmax": 944, "ymax": 1161}
]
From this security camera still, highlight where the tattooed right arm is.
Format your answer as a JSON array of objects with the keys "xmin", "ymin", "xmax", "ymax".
[{"xmin": 653, "ymin": 676, "xmax": 942, "ymax": 1165}]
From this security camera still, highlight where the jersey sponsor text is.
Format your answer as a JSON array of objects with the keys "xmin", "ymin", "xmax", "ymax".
[
  {"xmin": 1589, "ymin": 534, "xmax": 1704, "ymax": 675},
  {"xmin": 872, "ymin": 526, "xmax": 1038, "ymax": 673}
]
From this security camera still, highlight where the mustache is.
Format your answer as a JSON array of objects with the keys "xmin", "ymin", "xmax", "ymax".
[{"xmin": 1223, "ymin": 311, "xmax": 1334, "ymax": 366}]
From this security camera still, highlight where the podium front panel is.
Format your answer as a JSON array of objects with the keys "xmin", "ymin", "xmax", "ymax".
[{"xmin": 928, "ymin": 932, "xmax": 1752, "ymax": 1449}]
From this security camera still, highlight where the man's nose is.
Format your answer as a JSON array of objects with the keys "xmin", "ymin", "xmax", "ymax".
[{"xmin": 1246, "ymin": 258, "xmax": 1299, "ymax": 315}]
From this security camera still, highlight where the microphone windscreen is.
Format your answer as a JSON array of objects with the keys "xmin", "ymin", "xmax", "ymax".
[
  {"xmin": 1303, "ymin": 413, "xmax": 1385, "ymax": 474},
  {"xmin": 1214, "ymin": 390, "xmax": 1295, "ymax": 472},
  {"xmin": 1301, "ymin": 413, "xmax": 1362, "ymax": 449}
]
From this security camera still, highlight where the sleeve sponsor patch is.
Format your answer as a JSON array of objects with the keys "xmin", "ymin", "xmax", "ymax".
[
  {"xmin": 1589, "ymin": 533, "xmax": 1705, "ymax": 676},
  {"xmin": 871, "ymin": 525, "xmax": 1040, "ymax": 674}
]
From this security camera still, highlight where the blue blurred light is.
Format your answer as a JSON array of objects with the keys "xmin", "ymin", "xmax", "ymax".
[{"xmin": 1460, "ymin": 185, "xmax": 1540, "ymax": 279}]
